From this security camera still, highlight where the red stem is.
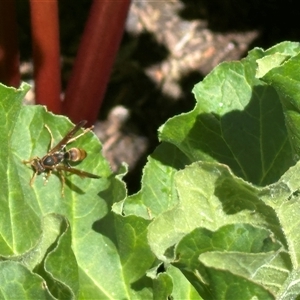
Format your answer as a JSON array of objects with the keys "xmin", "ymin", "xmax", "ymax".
[
  {"xmin": 0, "ymin": 0, "xmax": 20, "ymax": 87},
  {"xmin": 30, "ymin": 0, "xmax": 62, "ymax": 114},
  {"xmin": 63, "ymin": 0, "xmax": 130, "ymax": 125}
]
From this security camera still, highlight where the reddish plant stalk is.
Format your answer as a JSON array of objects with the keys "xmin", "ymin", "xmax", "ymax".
[
  {"xmin": 30, "ymin": 0, "xmax": 62, "ymax": 114},
  {"xmin": 63, "ymin": 0, "xmax": 131, "ymax": 125},
  {"xmin": 0, "ymin": 0, "xmax": 20, "ymax": 87}
]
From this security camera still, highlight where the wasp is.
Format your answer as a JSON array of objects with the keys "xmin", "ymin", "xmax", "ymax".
[{"xmin": 23, "ymin": 120, "xmax": 100, "ymax": 196}]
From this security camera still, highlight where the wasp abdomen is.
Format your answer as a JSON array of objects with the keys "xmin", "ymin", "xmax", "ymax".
[{"xmin": 65, "ymin": 148, "xmax": 87, "ymax": 162}]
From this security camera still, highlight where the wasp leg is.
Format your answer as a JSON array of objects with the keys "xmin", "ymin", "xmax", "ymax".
[
  {"xmin": 66, "ymin": 126, "xmax": 94, "ymax": 145},
  {"xmin": 22, "ymin": 158, "xmax": 39, "ymax": 187},
  {"xmin": 22, "ymin": 159, "xmax": 32, "ymax": 164},
  {"xmin": 58, "ymin": 170, "xmax": 66, "ymax": 197},
  {"xmin": 29, "ymin": 171, "xmax": 38, "ymax": 186},
  {"xmin": 44, "ymin": 124, "xmax": 54, "ymax": 150},
  {"xmin": 22, "ymin": 157, "xmax": 38, "ymax": 165},
  {"xmin": 43, "ymin": 170, "xmax": 53, "ymax": 185}
]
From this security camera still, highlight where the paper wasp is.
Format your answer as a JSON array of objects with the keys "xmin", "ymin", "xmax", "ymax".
[{"xmin": 23, "ymin": 120, "xmax": 100, "ymax": 196}]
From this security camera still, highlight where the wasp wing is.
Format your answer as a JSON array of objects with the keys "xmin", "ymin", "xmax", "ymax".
[
  {"xmin": 55, "ymin": 165, "xmax": 100, "ymax": 179},
  {"xmin": 48, "ymin": 120, "xmax": 87, "ymax": 154}
]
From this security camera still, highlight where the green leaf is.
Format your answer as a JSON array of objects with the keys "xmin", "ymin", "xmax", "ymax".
[
  {"xmin": 11, "ymin": 104, "xmax": 114, "ymax": 298},
  {"xmin": 260, "ymin": 51, "xmax": 300, "ymax": 157},
  {"xmin": 201, "ymin": 268, "xmax": 274, "ymax": 300},
  {"xmin": 0, "ymin": 83, "xmax": 41, "ymax": 256},
  {"xmin": 146, "ymin": 161, "xmax": 296, "ymax": 298},
  {"xmin": 0, "ymin": 83, "xmax": 155, "ymax": 298},
  {"xmin": 122, "ymin": 142, "xmax": 191, "ymax": 218},
  {"xmin": 166, "ymin": 266, "xmax": 203, "ymax": 300},
  {"xmin": 173, "ymin": 224, "xmax": 286, "ymax": 297},
  {"xmin": 143, "ymin": 41, "xmax": 300, "ymax": 298},
  {"xmin": 148, "ymin": 162, "xmax": 281, "ymax": 261},
  {"xmin": 43, "ymin": 214, "xmax": 79, "ymax": 299},
  {"xmin": 159, "ymin": 42, "xmax": 297, "ymax": 186},
  {"xmin": 153, "ymin": 272, "xmax": 173, "ymax": 300},
  {"xmin": 260, "ymin": 161, "xmax": 300, "ymax": 271},
  {"xmin": 255, "ymin": 41, "xmax": 300, "ymax": 77},
  {"xmin": 0, "ymin": 261, "xmax": 54, "ymax": 299}
]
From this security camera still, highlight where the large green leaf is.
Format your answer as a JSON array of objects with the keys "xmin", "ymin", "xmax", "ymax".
[
  {"xmin": 0, "ymin": 83, "xmax": 155, "ymax": 299},
  {"xmin": 124, "ymin": 41, "xmax": 300, "ymax": 299},
  {"xmin": 159, "ymin": 42, "xmax": 300, "ymax": 186}
]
